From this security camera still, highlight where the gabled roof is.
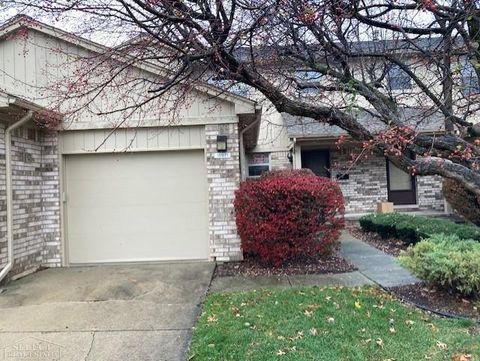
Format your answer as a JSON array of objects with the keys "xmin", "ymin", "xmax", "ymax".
[
  {"xmin": 283, "ymin": 108, "xmax": 445, "ymax": 139},
  {"xmin": 0, "ymin": 15, "xmax": 259, "ymax": 116}
]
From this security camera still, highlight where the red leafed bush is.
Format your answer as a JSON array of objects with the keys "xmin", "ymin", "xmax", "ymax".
[{"xmin": 234, "ymin": 170, "xmax": 345, "ymax": 266}]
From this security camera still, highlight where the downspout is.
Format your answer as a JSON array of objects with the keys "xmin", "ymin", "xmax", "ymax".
[
  {"xmin": 0, "ymin": 110, "xmax": 34, "ymax": 284},
  {"xmin": 239, "ymin": 115, "xmax": 262, "ymax": 180}
]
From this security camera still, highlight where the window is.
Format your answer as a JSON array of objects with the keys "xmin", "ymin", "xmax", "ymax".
[
  {"xmin": 247, "ymin": 153, "xmax": 270, "ymax": 177},
  {"xmin": 295, "ymin": 70, "xmax": 322, "ymax": 94},
  {"xmin": 460, "ymin": 61, "xmax": 480, "ymax": 96},
  {"xmin": 387, "ymin": 64, "xmax": 411, "ymax": 90}
]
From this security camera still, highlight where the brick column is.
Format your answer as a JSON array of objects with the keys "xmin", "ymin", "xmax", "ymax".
[
  {"xmin": 40, "ymin": 130, "xmax": 61, "ymax": 267},
  {"xmin": 205, "ymin": 123, "xmax": 242, "ymax": 261}
]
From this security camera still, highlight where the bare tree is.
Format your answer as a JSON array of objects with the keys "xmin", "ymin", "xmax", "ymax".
[{"xmin": 2, "ymin": 0, "xmax": 480, "ymax": 194}]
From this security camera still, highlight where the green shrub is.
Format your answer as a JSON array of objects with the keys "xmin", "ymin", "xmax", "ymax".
[
  {"xmin": 399, "ymin": 234, "xmax": 480, "ymax": 296},
  {"xmin": 359, "ymin": 213, "xmax": 480, "ymax": 245}
]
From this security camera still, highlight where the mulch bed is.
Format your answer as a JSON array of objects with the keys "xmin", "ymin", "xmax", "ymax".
[
  {"xmin": 346, "ymin": 222, "xmax": 408, "ymax": 257},
  {"xmin": 215, "ymin": 249, "xmax": 357, "ymax": 277},
  {"xmin": 346, "ymin": 222, "xmax": 480, "ymax": 322},
  {"xmin": 389, "ymin": 283, "xmax": 480, "ymax": 322}
]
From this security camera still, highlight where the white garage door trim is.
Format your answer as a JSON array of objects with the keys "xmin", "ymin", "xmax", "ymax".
[{"xmin": 62, "ymin": 150, "xmax": 210, "ymax": 265}]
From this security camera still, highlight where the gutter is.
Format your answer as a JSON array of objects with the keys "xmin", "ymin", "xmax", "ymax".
[
  {"xmin": 0, "ymin": 110, "xmax": 34, "ymax": 284},
  {"xmin": 239, "ymin": 108, "xmax": 262, "ymax": 180}
]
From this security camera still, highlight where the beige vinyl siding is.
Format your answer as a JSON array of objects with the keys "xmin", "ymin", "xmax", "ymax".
[
  {"xmin": 64, "ymin": 150, "xmax": 209, "ymax": 264},
  {"xmin": 59, "ymin": 126, "xmax": 206, "ymax": 154},
  {"xmin": 0, "ymin": 30, "xmax": 240, "ymax": 130}
]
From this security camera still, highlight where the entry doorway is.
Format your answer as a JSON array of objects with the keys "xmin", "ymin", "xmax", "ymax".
[
  {"xmin": 386, "ymin": 160, "xmax": 417, "ymax": 205},
  {"xmin": 301, "ymin": 149, "xmax": 331, "ymax": 178}
]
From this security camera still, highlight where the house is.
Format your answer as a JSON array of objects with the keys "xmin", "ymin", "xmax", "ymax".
[
  {"xmin": 247, "ymin": 108, "xmax": 447, "ymax": 217},
  {"xmin": 0, "ymin": 16, "xmax": 456, "ymax": 282},
  {"xmin": 0, "ymin": 16, "xmax": 259, "ymax": 281},
  {"xmin": 243, "ymin": 44, "xmax": 460, "ymax": 217}
]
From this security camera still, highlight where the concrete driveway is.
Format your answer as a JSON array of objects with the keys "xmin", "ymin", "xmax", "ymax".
[{"xmin": 0, "ymin": 262, "xmax": 215, "ymax": 361}]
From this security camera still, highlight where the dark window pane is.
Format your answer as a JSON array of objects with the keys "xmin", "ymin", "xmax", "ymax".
[
  {"xmin": 387, "ymin": 65, "xmax": 411, "ymax": 90},
  {"xmin": 461, "ymin": 61, "xmax": 480, "ymax": 96},
  {"xmin": 295, "ymin": 70, "xmax": 322, "ymax": 94},
  {"xmin": 248, "ymin": 165, "xmax": 270, "ymax": 177}
]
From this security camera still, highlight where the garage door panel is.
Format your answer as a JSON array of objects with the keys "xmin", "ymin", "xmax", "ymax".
[
  {"xmin": 67, "ymin": 205, "xmax": 207, "ymax": 236},
  {"xmin": 65, "ymin": 151, "xmax": 210, "ymax": 264}
]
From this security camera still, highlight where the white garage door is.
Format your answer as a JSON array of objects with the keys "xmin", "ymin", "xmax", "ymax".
[{"xmin": 64, "ymin": 150, "xmax": 209, "ymax": 264}]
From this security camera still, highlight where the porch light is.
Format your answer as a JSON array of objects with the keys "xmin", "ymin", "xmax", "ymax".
[
  {"xmin": 216, "ymin": 135, "xmax": 228, "ymax": 152},
  {"xmin": 287, "ymin": 149, "xmax": 294, "ymax": 164}
]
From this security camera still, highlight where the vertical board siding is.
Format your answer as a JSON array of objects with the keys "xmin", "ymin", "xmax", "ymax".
[
  {"xmin": 0, "ymin": 30, "xmax": 237, "ymax": 130},
  {"xmin": 59, "ymin": 126, "xmax": 206, "ymax": 154}
]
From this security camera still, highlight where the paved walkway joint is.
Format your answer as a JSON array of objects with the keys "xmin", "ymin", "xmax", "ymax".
[{"xmin": 340, "ymin": 230, "xmax": 420, "ymax": 288}]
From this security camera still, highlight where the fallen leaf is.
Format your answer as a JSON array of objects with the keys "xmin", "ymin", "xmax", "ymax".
[
  {"xmin": 309, "ymin": 328, "xmax": 318, "ymax": 336},
  {"xmin": 276, "ymin": 350, "xmax": 286, "ymax": 356},
  {"xmin": 289, "ymin": 331, "xmax": 304, "ymax": 340},
  {"xmin": 452, "ymin": 354, "xmax": 472, "ymax": 361},
  {"xmin": 405, "ymin": 320, "xmax": 415, "ymax": 326},
  {"xmin": 376, "ymin": 338, "xmax": 384, "ymax": 349},
  {"xmin": 207, "ymin": 315, "xmax": 217, "ymax": 323},
  {"xmin": 389, "ymin": 327, "xmax": 396, "ymax": 334},
  {"xmin": 304, "ymin": 310, "xmax": 313, "ymax": 317},
  {"xmin": 355, "ymin": 301, "xmax": 362, "ymax": 310},
  {"xmin": 436, "ymin": 341, "xmax": 448, "ymax": 350},
  {"xmin": 326, "ymin": 316, "xmax": 335, "ymax": 323}
]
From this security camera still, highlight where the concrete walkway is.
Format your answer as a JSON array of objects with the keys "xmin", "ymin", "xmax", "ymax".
[
  {"xmin": 340, "ymin": 231, "xmax": 420, "ymax": 288},
  {"xmin": 211, "ymin": 230, "xmax": 420, "ymax": 293}
]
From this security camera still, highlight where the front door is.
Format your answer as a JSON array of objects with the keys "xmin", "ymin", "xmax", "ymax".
[
  {"xmin": 386, "ymin": 160, "xmax": 416, "ymax": 205},
  {"xmin": 301, "ymin": 149, "xmax": 331, "ymax": 177}
]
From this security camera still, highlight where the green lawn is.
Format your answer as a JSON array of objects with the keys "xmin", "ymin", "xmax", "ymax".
[{"xmin": 189, "ymin": 286, "xmax": 479, "ymax": 361}]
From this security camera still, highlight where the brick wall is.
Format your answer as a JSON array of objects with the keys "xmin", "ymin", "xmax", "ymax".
[
  {"xmin": 0, "ymin": 124, "xmax": 61, "ymax": 281},
  {"xmin": 417, "ymin": 175, "xmax": 445, "ymax": 211},
  {"xmin": 270, "ymin": 151, "xmax": 293, "ymax": 171},
  {"xmin": 331, "ymin": 149, "xmax": 389, "ymax": 213},
  {"xmin": 269, "ymin": 144, "xmax": 445, "ymax": 214},
  {"xmin": 205, "ymin": 123, "xmax": 243, "ymax": 261},
  {"xmin": 333, "ymin": 150, "xmax": 445, "ymax": 213},
  {"xmin": 40, "ymin": 131, "xmax": 61, "ymax": 267},
  {"xmin": 0, "ymin": 124, "xmax": 6, "ymax": 272}
]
